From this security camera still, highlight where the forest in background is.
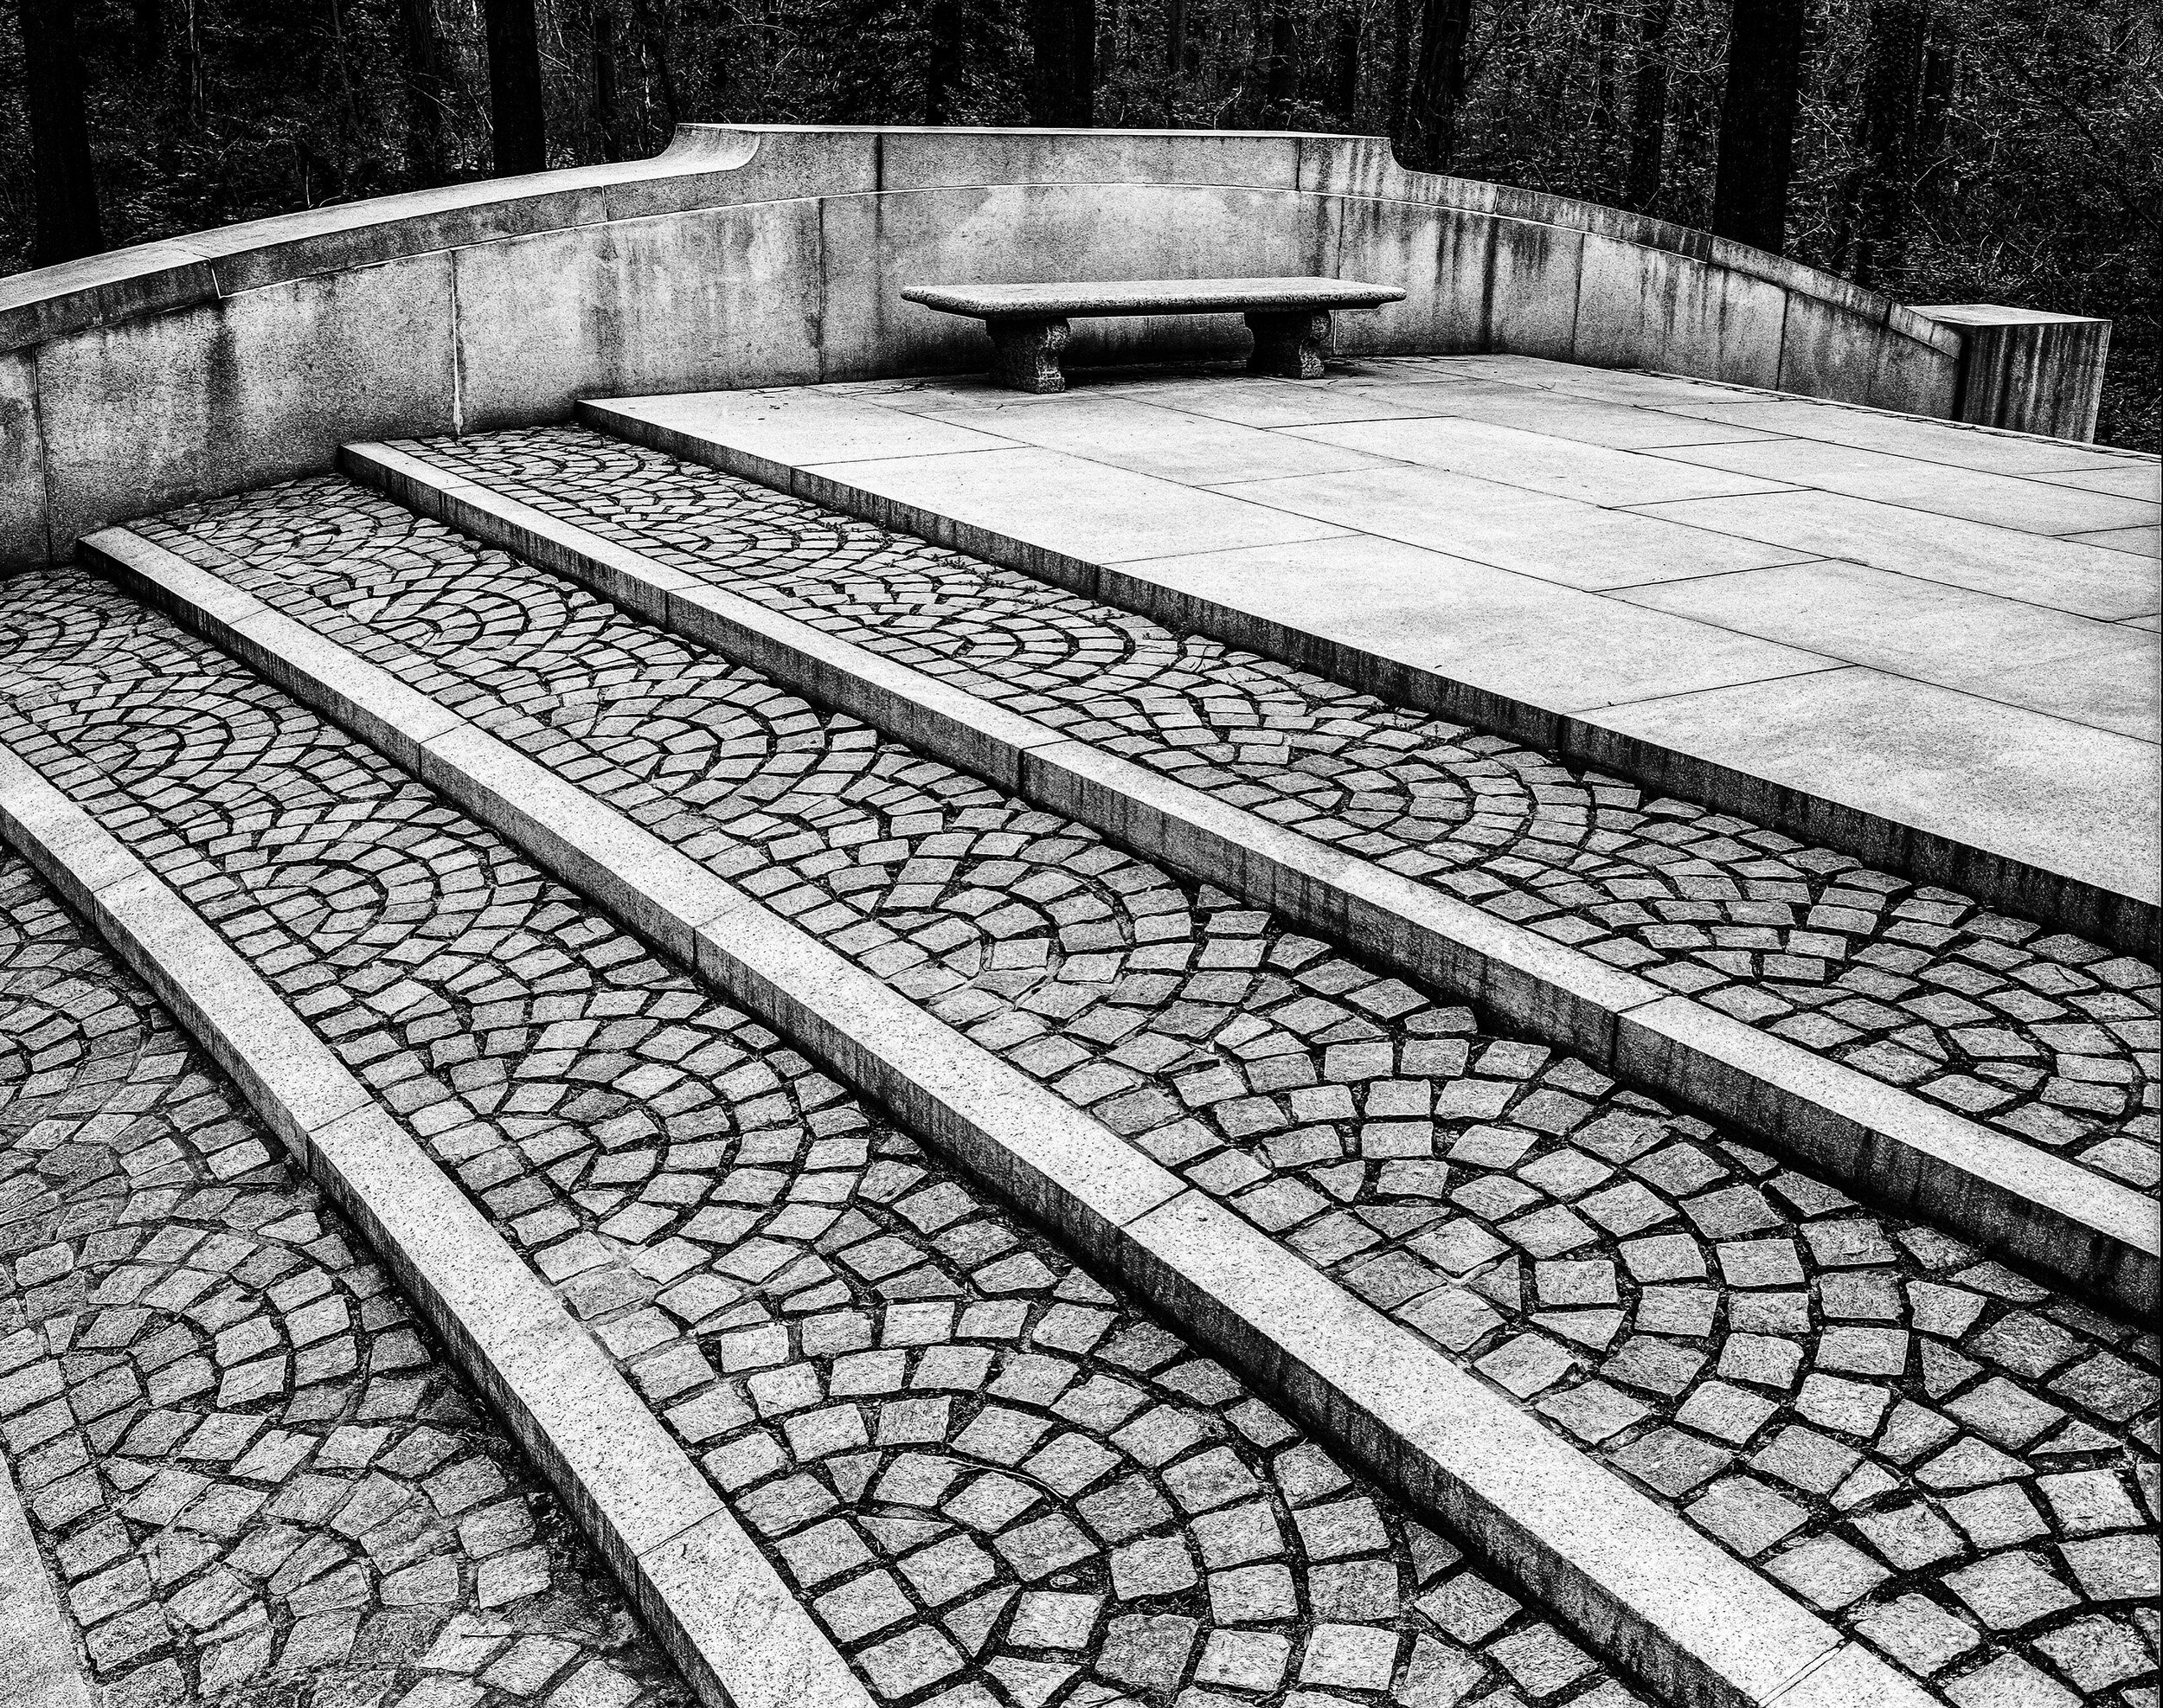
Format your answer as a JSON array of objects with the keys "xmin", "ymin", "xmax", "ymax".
[{"xmin": 3, "ymin": 0, "xmax": 2157, "ymax": 447}]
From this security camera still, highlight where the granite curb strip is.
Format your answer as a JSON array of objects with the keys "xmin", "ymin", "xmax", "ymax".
[
  {"xmin": 86, "ymin": 523, "xmax": 1941, "ymax": 1708},
  {"xmin": 572, "ymin": 395, "xmax": 2160, "ymax": 965},
  {"xmin": 0, "ymin": 739, "xmax": 872, "ymax": 1708},
  {"xmin": 331, "ymin": 442, "xmax": 2157, "ymax": 1318},
  {"xmin": 0, "ymin": 1453, "xmax": 97, "ymax": 1708}
]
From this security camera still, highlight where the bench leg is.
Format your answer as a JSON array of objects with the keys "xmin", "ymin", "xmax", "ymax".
[
  {"xmin": 987, "ymin": 317, "xmax": 1072, "ymax": 393},
  {"xmin": 1245, "ymin": 309, "xmax": 1334, "ymax": 379}
]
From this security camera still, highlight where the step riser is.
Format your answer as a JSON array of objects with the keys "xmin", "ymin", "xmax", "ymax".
[
  {"xmin": 575, "ymin": 397, "xmax": 2161, "ymax": 966},
  {"xmin": 82, "ymin": 524, "xmax": 1932, "ymax": 1708},
  {"xmin": 335, "ymin": 444, "xmax": 2158, "ymax": 1319},
  {"xmin": 0, "ymin": 743, "xmax": 872, "ymax": 1708}
]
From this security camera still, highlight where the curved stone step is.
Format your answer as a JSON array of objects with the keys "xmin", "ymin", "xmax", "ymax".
[
  {"xmin": 0, "ymin": 569, "xmax": 1663, "ymax": 1708},
  {"xmin": 77, "ymin": 502, "xmax": 2160, "ymax": 1708},
  {"xmin": 0, "ymin": 746, "xmax": 866, "ymax": 1708},
  {"xmin": 0, "ymin": 846, "xmax": 696, "ymax": 1708},
  {"xmin": 330, "ymin": 435, "xmax": 2158, "ymax": 1318}
]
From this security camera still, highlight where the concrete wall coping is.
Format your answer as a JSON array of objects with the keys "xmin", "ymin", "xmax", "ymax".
[{"xmin": 0, "ymin": 124, "xmax": 1959, "ymax": 362}]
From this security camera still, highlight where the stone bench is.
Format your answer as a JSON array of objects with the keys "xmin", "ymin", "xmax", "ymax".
[{"xmin": 899, "ymin": 276, "xmax": 1408, "ymax": 393}]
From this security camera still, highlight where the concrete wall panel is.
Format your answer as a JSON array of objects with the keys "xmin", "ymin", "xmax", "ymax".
[
  {"xmin": 1326, "ymin": 200, "xmax": 1491, "ymax": 356},
  {"xmin": 37, "ymin": 252, "xmax": 457, "ymax": 548},
  {"xmin": 0, "ymin": 125, "xmax": 2010, "ymax": 568},
  {"xmin": 1486, "ymin": 218, "xmax": 1582, "ymax": 361},
  {"xmin": 454, "ymin": 199, "xmax": 826, "ymax": 430},
  {"xmin": 0, "ymin": 350, "xmax": 46, "ymax": 566}
]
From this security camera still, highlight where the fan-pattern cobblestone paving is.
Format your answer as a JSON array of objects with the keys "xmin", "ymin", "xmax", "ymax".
[
  {"xmin": 0, "ymin": 851, "xmax": 689, "ymax": 1708},
  {"xmin": 93, "ymin": 487, "xmax": 2163, "ymax": 1708},
  {"xmin": 0, "ymin": 573, "xmax": 1641, "ymax": 1708},
  {"xmin": 387, "ymin": 426, "xmax": 2159, "ymax": 1200}
]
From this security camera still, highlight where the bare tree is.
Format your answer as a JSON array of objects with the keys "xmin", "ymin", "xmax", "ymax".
[
  {"xmin": 16, "ymin": 0, "xmax": 104, "ymax": 264},
  {"xmin": 484, "ymin": 0, "xmax": 547, "ymax": 173},
  {"xmin": 1711, "ymin": 0, "xmax": 1806, "ymax": 251}
]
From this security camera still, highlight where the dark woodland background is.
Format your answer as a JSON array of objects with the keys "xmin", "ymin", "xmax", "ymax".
[{"xmin": 3, "ymin": 0, "xmax": 2157, "ymax": 447}]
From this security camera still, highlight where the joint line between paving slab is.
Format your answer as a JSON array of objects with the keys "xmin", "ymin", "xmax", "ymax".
[
  {"xmin": 0, "ymin": 735, "xmax": 870, "ymax": 1708},
  {"xmin": 326, "ymin": 445, "xmax": 2158, "ymax": 1316},
  {"xmin": 84, "ymin": 517, "xmax": 1947, "ymax": 1708}
]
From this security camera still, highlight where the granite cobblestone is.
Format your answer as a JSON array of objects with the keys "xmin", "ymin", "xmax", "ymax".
[
  {"xmin": 0, "ymin": 572, "xmax": 1637, "ymax": 1708},
  {"xmin": 0, "ymin": 847, "xmax": 688, "ymax": 1708},
  {"xmin": 98, "ymin": 487, "xmax": 2163, "ymax": 1707},
  {"xmin": 386, "ymin": 427, "xmax": 2159, "ymax": 1200}
]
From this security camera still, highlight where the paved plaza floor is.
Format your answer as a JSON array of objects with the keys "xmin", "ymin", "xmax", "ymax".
[
  {"xmin": 588, "ymin": 357, "xmax": 2160, "ymax": 916},
  {"xmin": 3, "ymin": 353, "xmax": 2157, "ymax": 1708}
]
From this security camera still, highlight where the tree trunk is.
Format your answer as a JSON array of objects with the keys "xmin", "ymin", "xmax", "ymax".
[
  {"xmin": 1624, "ymin": 0, "xmax": 1672, "ymax": 211},
  {"xmin": 17, "ymin": 0, "xmax": 104, "ymax": 265},
  {"xmin": 1591, "ymin": 0, "xmax": 1616, "ymax": 196},
  {"xmin": 1388, "ymin": 0, "xmax": 1411, "ymax": 143},
  {"xmin": 1852, "ymin": 0, "xmax": 1928, "ymax": 286},
  {"xmin": 589, "ymin": 0, "xmax": 623, "ymax": 159},
  {"xmin": 1026, "ymin": 0, "xmax": 1095, "ymax": 125},
  {"xmin": 1330, "ymin": 0, "xmax": 1361, "ymax": 126},
  {"xmin": 1260, "ymin": 0, "xmax": 1295, "ymax": 126},
  {"xmin": 1397, "ymin": 0, "xmax": 1473, "ymax": 172},
  {"xmin": 395, "ymin": 0, "xmax": 451, "ymax": 185},
  {"xmin": 485, "ymin": 0, "xmax": 547, "ymax": 174},
  {"xmin": 923, "ymin": 0, "xmax": 964, "ymax": 122},
  {"xmin": 132, "ymin": 0, "xmax": 164, "ymax": 66},
  {"xmin": 1711, "ymin": 0, "xmax": 1805, "ymax": 253}
]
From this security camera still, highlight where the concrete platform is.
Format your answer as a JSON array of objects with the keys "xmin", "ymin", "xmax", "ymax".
[{"xmin": 581, "ymin": 357, "xmax": 2160, "ymax": 952}]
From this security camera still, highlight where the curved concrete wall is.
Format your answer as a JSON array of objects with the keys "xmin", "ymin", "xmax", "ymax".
[{"xmin": 0, "ymin": 124, "xmax": 1967, "ymax": 568}]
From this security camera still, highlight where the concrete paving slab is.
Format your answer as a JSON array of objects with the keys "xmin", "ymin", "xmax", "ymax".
[
  {"xmin": 1105, "ymin": 531, "xmax": 1840, "ymax": 712},
  {"xmin": 2029, "ymin": 460, "xmax": 2163, "ymax": 500},
  {"xmin": 605, "ymin": 386, "xmax": 1019, "ymax": 468},
  {"xmin": 1370, "ymin": 383, "xmax": 1784, "ymax": 450},
  {"xmin": 1076, "ymin": 374, "xmax": 1444, "ymax": 428},
  {"xmin": 1648, "ymin": 436, "xmax": 2160, "ymax": 535},
  {"xmin": 1583, "ymin": 666, "xmax": 2162, "ymax": 907},
  {"xmin": 804, "ymin": 443, "xmax": 1354, "ymax": 564},
  {"xmin": 1631, "ymin": 488, "xmax": 2160, "ymax": 620},
  {"xmin": 1645, "ymin": 395, "xmax": 2131, "ymax": 475},
  {"xmin": 1210, "ymin": 463, "xmax": 1816, "ymax": 589},
  {"xmin": 1280, "ymin": 415, "xmax": 1799, "ymax": 506},
  {"xmin": 1613, "ymin": 557, "xmax": 2162, "ymax": 739},
  {"xmin": 2072, "ymin": 524, "xmax": 2162, "ymax": 558},
  {"xmin": 915, "ymin": 395, "xmax": 1396, "ymax": 483}
]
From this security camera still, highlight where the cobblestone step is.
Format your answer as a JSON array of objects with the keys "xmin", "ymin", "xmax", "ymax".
[
  {"xmin": 0, "ymin": 846, "xmax": 696, "ymax": 1708},
  {"xmin": 327, "ymin": 433, "xmax": 2156, "ymax": 1318},
  {"xmin": 571, "ymin": 391, "xmax": 2160, "ymax": 967},
  {"xmin": 0, "ymin": 571, "xmax": 1659, "ymax": 1708},
  {"xmin": 0, "ymin": 744, "xmax": 863, "ymax": 1708},
  {"xmin": 64, "ymin": 491, "xmax": 2161, "ymax": 1707}
]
